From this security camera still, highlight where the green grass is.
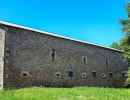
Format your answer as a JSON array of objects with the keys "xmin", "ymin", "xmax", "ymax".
[{"xmin": 0, "ymin": 86, "xmax": 130, "ymax": 100}]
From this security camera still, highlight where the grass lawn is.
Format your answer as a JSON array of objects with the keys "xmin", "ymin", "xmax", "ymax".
[{"xmin": 0, "ymin": 86, "xmax": 130, "ymax": 100}]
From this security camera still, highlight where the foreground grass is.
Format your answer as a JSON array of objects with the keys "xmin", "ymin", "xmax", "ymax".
[{"xmin": 0, "ymin": 86, "xmax": 130, "ymax": 100}]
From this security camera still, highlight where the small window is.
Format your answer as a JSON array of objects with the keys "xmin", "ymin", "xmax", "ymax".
[
  {"xmin": 68, "ymin": 71, "xmax": 74, "ymax": 77},
  {"xmin": 82, "ymin": 55, "xmax": 87, "ymax": 64},
  {"xmin": 92, "ymin": 69, "xmax": 96, "ymax": 77},
  {"xmin": 109, "ymin": 72, "xmax": 113, "ymax": 78},
  {"xmin": 83, "ymin": 57, "xmax": 86, "ymax": 64},
  {"xmin": 52, "ymin": 49, "xmax": 55, "ymax": 61},
  {"xmin": 52, "ymin": 53, "xmax": 55, "ymax": 61},
  {"xmin": 92, "ymin": 72, "xmax": 96, "ymax": 77}
]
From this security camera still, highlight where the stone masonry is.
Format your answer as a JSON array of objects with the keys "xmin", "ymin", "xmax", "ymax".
[
  {"xmin": 0, "ymin": 24, "xmax": 5, "ymax": 89},
  {"xmin": 0, "ymin": 21, "xmax": 129, "ymax": 89}
]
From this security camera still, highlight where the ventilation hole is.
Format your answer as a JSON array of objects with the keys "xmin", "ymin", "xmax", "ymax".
[
  {"xmin": 101, "ymin": 73, "xmax": 105, "ymax": 77},
  {"xmin": 117, "ymin": 74, "xmax": 120, "ymax": 78},
  {"xmin": 21, "ymin": 71, "xmax": 30, "ymax": 77},
  {"xmin": 55, "ymin": 72, "xmax": 61, "ymax": 78},
  {"xmin": 23, "ymin": 74, "xmax": 27, "ymax": 76},
  {"xmin": 82, "ymin": 73, "xmax": 87, "ymax": 77},
  {"xmin": 57, "ymin": 74, "xmax": 60, "ymax": 76}
]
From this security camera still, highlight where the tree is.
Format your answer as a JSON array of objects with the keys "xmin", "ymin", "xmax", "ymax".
[
  {"xmin": 120, "ymin": 37, "xmax": 130, "ymax": 62},
  {"xmin": 110, "ymin": 42, "xmax": 121, "ymax": 50},
  {"xmin": 119, "ymin": 2, "xmax": 130, "ymax": 63},
  {"xmin": 125, "ymin": 68, "xmax": 130, "ymax": 87},
  {"xmin": 119, "ymin": 2, "xmax": 130, "ymax": 36},
  {"xmin": 119, "ymin": 2, "xmax": 130, "ymax": 86}
]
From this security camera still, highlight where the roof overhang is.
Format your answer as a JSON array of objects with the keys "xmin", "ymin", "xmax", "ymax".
[{"xmin": 0, "ymin": 20, "xmax": 122, "ymax": 52}]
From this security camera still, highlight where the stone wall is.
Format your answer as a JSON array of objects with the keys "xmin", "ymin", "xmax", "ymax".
[
  {"xmin": 3, "ymin": 25, "xmax": 128, "ymax": 88},
  {"xmin": 0, "ymin": 25, "xmax": 5, "ymax": 89}
]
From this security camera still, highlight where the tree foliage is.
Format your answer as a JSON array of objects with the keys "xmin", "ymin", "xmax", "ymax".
[
  {"xmin": 119, "ymin": 2, "xmax": 130, "ymax": 35},
  {"xmin": 110, "ymin": 42, "xmax": 121, "ymax": 50},
  {"xmin": 125, "ymin": 68, "xmax": 130, "ymax": 87},
  {"xmin": 120, "ymin": 37, "xmax": 130, "ymax": 62},
  {"xmin": 119, "ymin": 2, "xmax": 130, "ymax": 86}
]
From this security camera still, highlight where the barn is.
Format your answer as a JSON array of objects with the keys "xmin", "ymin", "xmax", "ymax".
[{"xmin": 0, "ymin": 21, "xmax": 128, "ymax": 89}]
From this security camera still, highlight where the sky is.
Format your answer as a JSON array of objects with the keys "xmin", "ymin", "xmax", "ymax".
[{"xmin": 0, "ymin": 0, "xmax": 129, "ymax": 47}]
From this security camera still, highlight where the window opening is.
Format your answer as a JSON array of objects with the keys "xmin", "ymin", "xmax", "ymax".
[
  {"xmin": 83, "ymin": 57, "xmax": 86, "ymax": 64},
  {"xmin": 68, "ymin": 71, "xmax": 74, "ymax": 77},
  {"xmin": 92, "ymin": 69, "xmax": 96, "ymax": 77},
  {"xmin": 109, "ymin": 72, "xmax": 113, "ymax": 78},
  {"xmin": 83, "ymin": 55, "xmax": 87, "ymax": 64},
  {"xmin": 92, "ymin": 72, "xmax": 96, "ymax": 77},
  {"xmin": 52, "ymin": 49, "xmax": 55, "ymax": 61}
]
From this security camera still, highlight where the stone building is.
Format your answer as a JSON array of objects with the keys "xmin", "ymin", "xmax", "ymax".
[{"xmin": 0, "ymin": 21, "xmax": 128, "ymax": 89}]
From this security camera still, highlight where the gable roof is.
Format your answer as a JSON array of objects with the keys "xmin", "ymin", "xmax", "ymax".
[{"xmin": 0, "ymin": 20, "xmax": 121, "ymax": 52}]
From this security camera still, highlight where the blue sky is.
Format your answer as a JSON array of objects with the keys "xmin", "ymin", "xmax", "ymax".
[{"xmin": 0, "ymin": 0, "xmax": 129, "ymax": 46}]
